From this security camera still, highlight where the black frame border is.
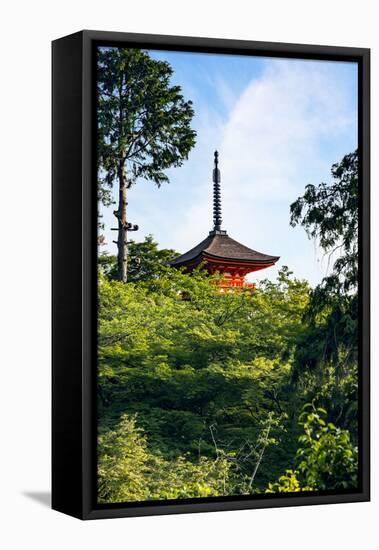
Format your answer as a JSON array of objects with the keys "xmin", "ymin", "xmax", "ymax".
[{"xmin": 52, "ymin": 30, "xmax": 370, "ymax": 520}]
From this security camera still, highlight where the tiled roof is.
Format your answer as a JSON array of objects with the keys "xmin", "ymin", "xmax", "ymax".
[{"xmin": 170, "ymin": 231, "xmax": 280, "ymax": 267}]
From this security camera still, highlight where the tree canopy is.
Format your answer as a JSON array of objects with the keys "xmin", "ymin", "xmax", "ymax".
[
  {"xmin": 98, "ymin": 235, "xmax": 178, "ymax": 282},
  {"xmin": 289, "ymin": 151, "xmax": 359, "ymax": 434},
  {"xmin": 290, "ymin": 150, "xmax": 358, "ymax": 295}
]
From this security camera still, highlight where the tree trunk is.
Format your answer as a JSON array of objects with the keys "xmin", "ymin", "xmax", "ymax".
[{"xmin": 117, "ymin": 164, "xmax": 128, "ymax": 283}]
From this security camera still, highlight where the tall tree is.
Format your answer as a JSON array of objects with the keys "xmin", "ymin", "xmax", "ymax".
[
  {"xmin": 290, "ymin": 151, "xmax": 359, "ymax": 428},
  {"xmin": 290, "ymin": 150, "xmax": 358, "ymax": 295},
  {"xmin": 97, "ymin": 48, "xmax": 196, "ymax": 282}
]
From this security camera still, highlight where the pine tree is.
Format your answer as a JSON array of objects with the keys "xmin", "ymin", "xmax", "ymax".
[{"xmin": 97, "ymin": 47, "xmax": 196, "ymax": 282}]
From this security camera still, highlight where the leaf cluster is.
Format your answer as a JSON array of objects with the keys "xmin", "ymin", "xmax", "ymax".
[{"xmin": 97, "ymin": 47, "xmax": 196, "ymax": 196}]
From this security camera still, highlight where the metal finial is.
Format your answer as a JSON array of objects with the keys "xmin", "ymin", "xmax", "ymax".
[{"xmin": 212, "ymin": 151, "xmax": 222, "ymax": 231}]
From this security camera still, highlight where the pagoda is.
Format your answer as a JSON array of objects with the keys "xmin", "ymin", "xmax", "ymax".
[{"xmin": 170, "ymin": 151, "xmax": 280, "ymax": 290}]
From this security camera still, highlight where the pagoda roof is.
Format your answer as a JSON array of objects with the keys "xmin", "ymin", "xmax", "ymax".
[{"xmin": 170, "ymin": 230, "xmax": 279, "ymax": 268}]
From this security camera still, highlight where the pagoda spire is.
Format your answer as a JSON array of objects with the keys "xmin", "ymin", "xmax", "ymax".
[
  {"xmin": 212, "ymin": 150, "xmax": 222, "ymax": 231},
  {"xmin": 171, "ymin": 150, "xmax": 280, "ymax": 290}
]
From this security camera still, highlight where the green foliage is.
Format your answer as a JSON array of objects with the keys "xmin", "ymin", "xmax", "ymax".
[
  {"xmin": 98, "ymin": 414, "xmax": 151, "ymax": 503},
  {"xmin": 266, "ymin": 403, "xmax": 358, "ymax": 493},
  {"xmin": 266, "ymin": 470, "xmax": 311, "ymax": 493},
  {"xmin": 98, "ymin": 235, "xmax": 178, "ymax": 282},
  {"xmin": 290, "ymin": 150, "xmax": 358, "ymax": 295},
  {"xmin": 97, "ymin": 47, "xmax": 196, "ymax": 197},
  {"xmin": 296, "ymin": 403, "xmax": 358, "ymax": 490},
  {"xmin": 98, "ymin": 400, "xmax": 358, "ymax": 502},
  {"xmin": 289, "ymin": 151, "xmax": 359, "ymax": 438},
  {"xmin": 97, "ymin": 263, "xmax": 317, "ymax": 500},
  {"xmin": 98, "ymin": 413, "xmax": 233, "ymax": 503}
]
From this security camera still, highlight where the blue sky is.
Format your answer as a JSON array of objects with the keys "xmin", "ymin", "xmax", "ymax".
[{"xmin": 99, "ymin": 49, "xmax": 358, "ymax": 287}]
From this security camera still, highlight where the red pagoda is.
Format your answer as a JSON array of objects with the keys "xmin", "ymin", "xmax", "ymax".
[{"xmin": 170, "ymin": 151, "xmax": 279, "ymax": 290}]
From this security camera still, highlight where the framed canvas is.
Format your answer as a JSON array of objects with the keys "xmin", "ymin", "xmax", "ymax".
[{"xmin": 52, "ymin": 30, "xmax": 370, "ymax": 520}]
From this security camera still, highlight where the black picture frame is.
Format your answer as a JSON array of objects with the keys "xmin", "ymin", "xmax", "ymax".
[{"xmin": 52, "ymin": 30, "xmax": 370, "ymax": 520}]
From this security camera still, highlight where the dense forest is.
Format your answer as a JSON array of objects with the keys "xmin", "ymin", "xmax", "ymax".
[{"xmin": 97, "ymin": 151, "xmax": 359, "ymax": 504}]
